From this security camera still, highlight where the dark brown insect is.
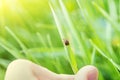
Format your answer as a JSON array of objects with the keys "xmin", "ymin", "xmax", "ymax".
[{"xmin": 64, "ymin": 39, "xmax": 69, "ymax": 46}]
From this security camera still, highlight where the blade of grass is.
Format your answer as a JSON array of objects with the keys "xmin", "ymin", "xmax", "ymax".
[
  {"xmin": 50, "ymin": 1, "xmax": 78, "ymax": 73},
  {"xmin": 91, "ymin": 48, "xmax": 96, "ymax": 65},
  {"xmin": 0, "ymin": 42, "xmax": 22, "ymax": 58},
  {"xmin": 92, "ymin": 2, "xmax": 120, "ymax": 33},
  {"xmin": 64, "ymin": 43, "xmax": 78, "ymax": 73},
  {"xmin": 5, "ymin": 27, "xmax": 27, "ymax": 54},
  {"xmin": 0, "ymin": 59, "xmax": 10, "ymax": 68},
  {"xmin": 59, "ymin": 0, "xmax": 91, "ymax": 64},
  {"xmin": 49, "ymin": 3, "xmax": 65, "ymax": 40},
  {"xmin": 119, "ymin": 0, "xmax": 120, "ymax": 19},
  {"xmin": 59, "ymin": 0, "xmax": 81, "ymax": 46},
  {"xmin": 0, "ymin": 67, "xmax": 5, "ymax": 80},
  {"xmin": 47, "ymin": 34, "xmax": 67, "ymax": 73},
  {"xmin": 5, "ymin": 27, "xmax": 40, "ymax": 63},
  {"xmin": 108, "ymin": 0, "xmax": 118, "ymax": 21},
  {"xmin": 37, "ymin": 32, "xmax": 48, "ymax": 48},
  {"xmin": 90, "ymin": 39, "xmax": 110, "ymax": 59},
  {"xmin": 90, "ymin": 39, "xmax": 120, "ymax": 72}
]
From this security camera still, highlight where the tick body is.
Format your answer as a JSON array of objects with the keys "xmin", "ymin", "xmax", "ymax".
[{"xmin": 64, "ymin": 39, "xmax": 69, "ymax": 46}]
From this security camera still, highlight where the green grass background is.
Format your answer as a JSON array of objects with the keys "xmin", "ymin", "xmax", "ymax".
[{"xmin": 0, "ymin": 0, "xmax": 120, "ymax": 80}]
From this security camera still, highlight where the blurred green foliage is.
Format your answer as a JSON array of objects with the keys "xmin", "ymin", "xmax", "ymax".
[{"xmin": 0, "ymin": 0, "xmax": 120, "ymax": 80}]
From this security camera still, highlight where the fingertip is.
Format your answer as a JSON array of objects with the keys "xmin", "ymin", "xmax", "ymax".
[
  {"xmin": 75, "ymin": 65, "xmax": 98, "ymax": 80},
  {"xmin": 87, "ymin": 66, "xmax": 98, "ymax": 80}
]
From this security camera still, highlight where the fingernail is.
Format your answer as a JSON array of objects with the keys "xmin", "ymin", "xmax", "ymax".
[{"xmin": 87, "ymin": 68, "xmax": 98, "ymax": 80}]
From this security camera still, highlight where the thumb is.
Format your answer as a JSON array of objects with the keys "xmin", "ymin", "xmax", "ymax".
[{"xmin": 75, "ymin": 65, "xmax": 98, "ymax": 80}]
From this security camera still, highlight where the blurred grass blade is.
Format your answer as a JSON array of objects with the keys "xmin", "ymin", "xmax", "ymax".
[
  {"xmin": 109, "ymin": 59, "xmax": 120, "ymax": 71},
  {"xmin": 49, "ymin": 3, "xmax": 65, "ymax": 40},
  {"xmin": 109, "ymin": 59, "xmax": 120, "ymax": 77},
  {"xmin": 0, "ymin": 67, "xmax": 5, "ymax": 80},
  {"xmin": 59, "ymin": 0, "xmax": 80, "ymax": 46},
  {"xmin": 108, "ymin": 0, "xmax": 118, "ymax": 21},
  {"xmin": 5, "ymin": 27, "xmax": 39, "ymax": 62},
  {"xmin": 90, "ymin": 39, "xmax": 120, "ymax": 72},
  {"xmin": 65, "ymin": 45, "xmax": 78, "ymax": 73},
  {"xmin": 119, "ymin": 0, "xmax": 120, "ymax": 18},
  {"xmin": 91, "ymin": 48, "xmax": 96, "ymax": 65},
  {"xmin": 106, "ymin": 22, "xmax": 112, "ymax": 43},
  {"xmin": 0, "ymin": 37, "xmax": 24, "ymax": 58},
  {"xmin": 0, "ymin": 41, "xmax": 22, "ymax": 58},
  {"xmin": 92, "ymin": 2, "xmax": 120, "ymax": 33},
  {"xmin": 90, "ymin": 39, "xmax": 109, "ymax": 60},
  {"xmin": 0, "ymin": 59, "xmax": 10, "ymax": 68},
  {"xmin": 50, "ymin": 1, "xmax": 78, "ymax": 73},
  {"xmin": 5, "ymin": 27, "xmax": 27, "ymax": 54},
  {"xmin": 37, "ymin": 32, "xmax": 48, "ymax": 48},
  {"xmin": 47, "ymin": 34, "xmax": 54, "ymax": 51}
]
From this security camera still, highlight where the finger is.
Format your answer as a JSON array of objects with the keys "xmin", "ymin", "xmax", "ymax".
[
  {"xmin": 57, "ymin": 74, "xmax": 74, "ymax": 80},
  {"xmin": 5, "ymin": 59, "xmax": 59, "ymax": 80},
  {"xmin": 75, "ymin": 65, "xmax": 98, "ymax": 80},
  {"xmin": 5, "ymin": 59, "xmax": 37, "ymax": 80},
  {"xmin": 5, "ymin": 59, "xmax": 73, "ymax": 80}
]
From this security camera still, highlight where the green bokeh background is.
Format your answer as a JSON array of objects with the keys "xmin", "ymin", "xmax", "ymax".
[{"xmin": 0, "ymin": 0, "xmax": 120, "ymax": 80}]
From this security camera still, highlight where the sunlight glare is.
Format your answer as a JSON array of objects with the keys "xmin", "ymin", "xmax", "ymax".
[{"xmin": 0, "ymin": 0, "xmax": 20, "ymax": 11}]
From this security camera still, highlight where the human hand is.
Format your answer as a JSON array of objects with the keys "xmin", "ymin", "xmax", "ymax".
[{"xmin": 5, "ymin": 59, "xmax": 98, "ymax": 80}]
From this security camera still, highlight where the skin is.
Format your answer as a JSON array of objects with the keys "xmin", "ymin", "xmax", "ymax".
[{"xmin": 5, "ymin": 59, "xmax": 98, "ymax": 80}]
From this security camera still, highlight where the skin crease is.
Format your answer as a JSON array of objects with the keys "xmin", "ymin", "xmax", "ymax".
[{"xmin": 5, "ymin": 59, "xmax": 98, "ymax": 80}]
